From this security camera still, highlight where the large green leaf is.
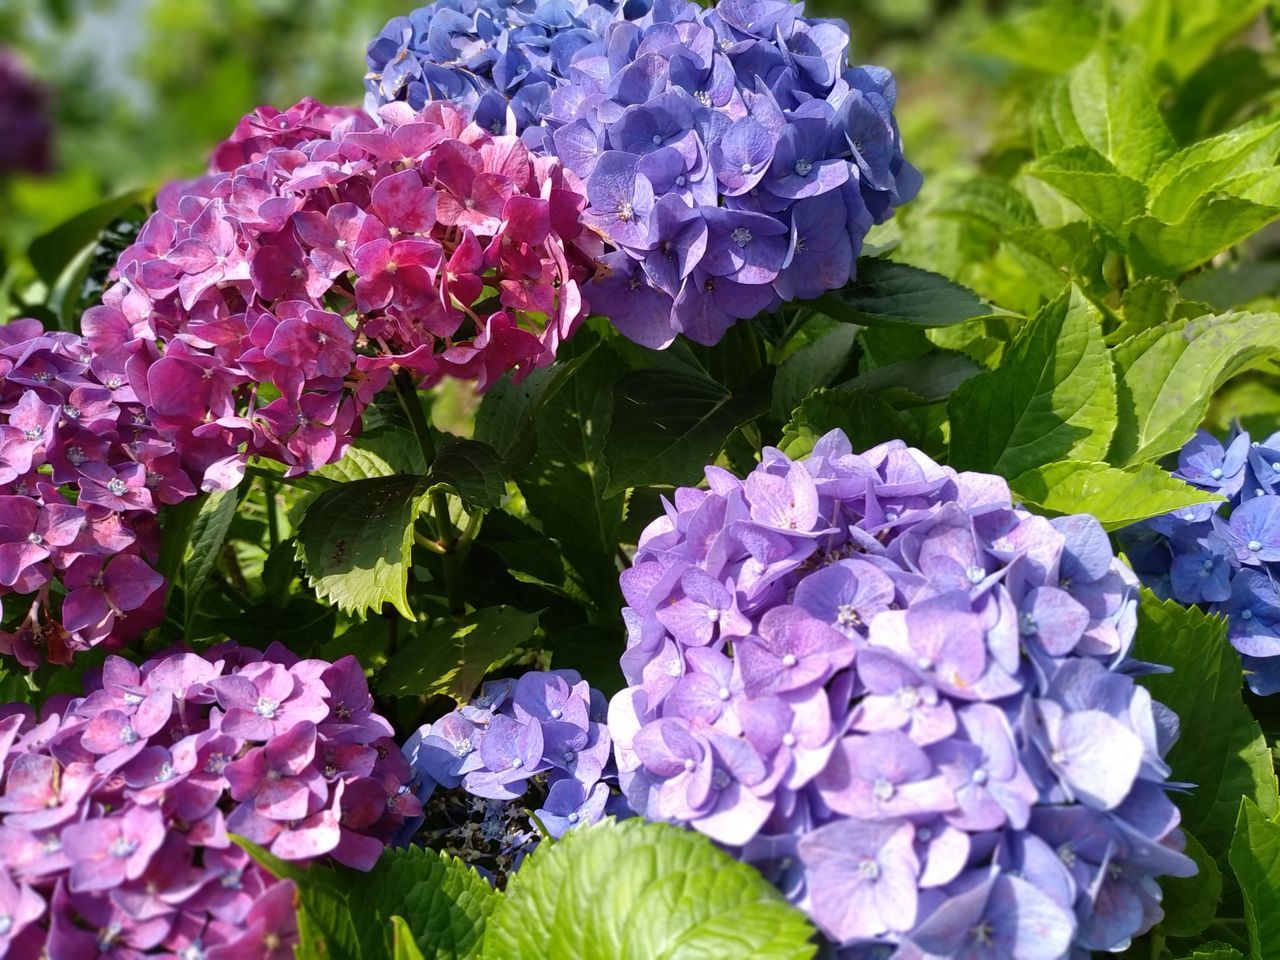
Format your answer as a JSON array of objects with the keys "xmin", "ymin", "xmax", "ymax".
[
  {"xmin": 317, "ymin": 429, "xmax": 426, "ymax": 482},
  {"xmin": 604, "ymin": 367, "xmax": 773, "ymax": 496},
  {"xmin": 348, "ymin": 846, "xmax": 500, "ymax": 960},
  {"xmin": 770, "ymin": 325, "xmax": 859, "ymax": 420},
  {"xmin": 1129, "ymin": 192, "xmax": 1280, "ymax": 278},
  {"xmin": 1108, "ymin": 311, "xmax": 1280, "ymax": 465},
  {"xmin": 839, "ymin": 349, "xmax": 982, "ymax": 408},
  {"xmin": 1133, "ymin": 595, "xmax": 1278, "ymax": 858},
  {"xmin": 1230, "ymin": 799, "xmax": 1280, "ymax": 960},
  {"xmin": 28, "ymin": 187, "xmax": 150, "ymax": 287},
  {"xmin": 1147, "ymin": 118, "xmax": 1280, "ymax": 223},
  {"xmin": 1009, "ymin": 460, "xmax": 1222, "ymax": 530},
  {"xmin": 430, "ymin": 438, "xmax": 507, "ymax": 512},
  {"xmin": 296, "ymin": 475, "xmax": 432, "ymax": 620},
  {"xmin": 948, "ymin": 286, "xmax": 1115, "ymax": 478},
  {"xmin": 816, "ymin": 259, "xmax": 990, "ymax": 329},
  {"xmin": 377, "ymin": 606, "xmax": 540, "ymax": 701},
  {"xmin": 483, "ymin": 818, "xmax": 816, "ymax": 960},
  {"xmin": 778, "ymin": 388, "xmax": 907, "ymax": 459},
  {"xmin": 182, "ymin": 489, "xmax": 239, "ymax": 629},
  {"xmin": 1026, "ymin": 146, "xmax": 1148, "ymax": 237},
  {"xmin": 1157, "ymin": 829, "xmax": 1222, "ymax": 939},
  {"xmin": 1182, "ymin": 262, "xmax": 1280, "ymax": 311},
  {"xmin": 1047, "ymin": 45, "xmax": 1176, "ymax": 182}
]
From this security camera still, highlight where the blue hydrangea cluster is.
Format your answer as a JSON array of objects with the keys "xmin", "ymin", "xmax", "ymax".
[
  {"xmin": 366, "ymin": 0, "xmax": 918, "ymax": 349},
  {"xmin": 365, "ymin": 0, "xmax": 634, "ymax": 133},
  {"xmin": 401, "ymin": 670, "xmax": 621, "ymax": 878},
  {"xmin": 1120, "ymin": 428, "xmax": 1280, "ymax": 695},
  {"xmin": 609, "ymin": 429, "xmax": 1194, "ymax": 954}
]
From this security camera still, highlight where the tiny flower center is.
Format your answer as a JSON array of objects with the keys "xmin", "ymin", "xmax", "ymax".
[
  {"xmin": 107, "ymin": 478, "xmax": 127, "ymax": 496},
  {"xmin": 682, "ymin": 757, "xmax": 696, "ymax": 772},
  {"xmin": 254, "ymin": 696, "xmax": 280, "ymax": 719},
  {"xmin": 966, "ymin": 565, "xmax": 985, "ymax": 584},
  {"xmin": 26, "ymin": 532, "xmax": 42, "ymax": 545},
  {"xmin": 781, "ymin": 653, "xmax": 797, "ymax": 668},
  {"xmin": 717, "ymin": 686, "xmax": 731, "ymax": 702},
  {"xmin": 794, "ymin": 158, "xmax": 813, "ymax": 176},
  {"xmin": 730, "ymin": 227, "xmax": 752, "ymax": 248},
  {"xmin": 858, "ymin": 858, "xmax": 880, "ymax": 880},
  {"xmin": 549, "ymin": 708, "xmax": 562, "ymax": 720},
  {"xmin": 617, "ymin": 201, "xmax": 634, "ymax": 223},
  {"xmin": 22, "ymin": 426, "xmax": 42, "ymax": 441},
  {"xmin": 1248, "ymin": 539, "xmax": 1263, "ymax": 552},
  {"xmin": 1210, "ymin": 468, "xmax": 1223, "ymax": 479},
  {"xmin": 872, "ymin": 778, "xmax": 894, "ymax": 801},
  {"xmin": 109, "ymin": 837, "xmax": 139, "ymax": 859}
]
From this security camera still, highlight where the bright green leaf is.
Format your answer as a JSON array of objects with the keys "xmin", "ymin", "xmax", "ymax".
[
  {"xmin": 377, "ymin": 606, "xmax": 540, "ymax": 701},
  {"xmin": 948, "ymin": 286, "xmax": 1115, "ymax": 478},
  {"xmin": 28, "ymin": 187, "xmax": 150, "ymax": 286},
  {"xmin": 1148, "ymin": 117, "xmax": 1280, "ymax": 222},
  {"xmin": 348, "ymin": 846, "xmax": 499, "ymax": 960},
  {"xmin": 296, "ymin": 475, "xmax": 432, "ymax": 620},
  {"xmin": 1133, "ymin": 595, "xmax": 1278, "ymax": 857},
  {"xmin": 778, "ymin": 388, "xmax": 906, "ymax": 459},
  {"xmin": 1108, "ymin": 311, "xmax": 1280, "ymax": 465},
  {"xmin": 816, "ymin": 258, "xmax": 991, "ymax": 329},
  {"xmin": 1009, "ymin": 460, "xmax": 1222, "ymax": 530},
  {"xmin": 1129, "ymin": 195, "xmax": 1280, "ymax": 278},
  {"xmin": 969, "ymin": 0, "xmax": 1100, "ymax": 73},
  {"xmin": 1230, "ymin": 799, "xmax": 1280, "ymax": 960},
  {"xmin": 605, "ymin": 367, "xmax": 773, "ymax": 495},
  {"xmin": 483, "ymin": 818, "xmax": 816, "ymax": 960},
  {"xmin": 1123, "ymin": 0, "xmax": 1270, "ymax": 81},
  {"xmin": 1026, "ymin": 146, "xmax": 1148, "ymax": 236},
  {"xmin": 183, "ymin": 490, "xmax": 238, "ymax": 628},
  {"xmin": 317, "ymin": 429, "xmax": 425, "ymax": 483}
]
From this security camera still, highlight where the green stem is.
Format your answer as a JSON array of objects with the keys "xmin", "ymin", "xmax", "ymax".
[
  {"xmin": 395, "ymin": 369, "xmax": 436, "ymax": 466},
  {"xmin": 413, "ymin": 529, "xmax": 447, "ymax": 555},
  {"xmin": 770, "ymin": 307, "xmax": 814, "ymax": 364},
  {"xmin": 432, "ymin": 489, "xmax": 465, "ymax": 617},
  {"xmin": 263, "ymin": 477, "xmax": 280, "ymax": 550}
]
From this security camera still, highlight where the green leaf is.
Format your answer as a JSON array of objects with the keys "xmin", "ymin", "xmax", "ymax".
[
  {"xmin": 483, "ymin": 818, "xmax": 816, "ymax": 960},
  {"xmin": 28, "ymin": 187, "xmax": 150, "ymax": 287},
  {"xmin": 183, "ymin": 490, "xmax": 238, "ymax": 629},
  {"xmin": 296, "ymin": 475, "xmax": 432, "ymax": 620},
  {"xmin": 1147, "ymin": 118, "xmax": 1280, "ymax": 223},
  {"xmin": 1108, "ymin": 311, "xmax": 1280, "ymax": 465},
  {"xmin": 1009, "ymin": 460, "xmax": 1222, "ymax": 530},
  {"xmin": 1157, "ymin": 829, "xmax": 1222, "ymax": 938},
  {"xmin": 1174, "ymin": 947, "xmax": 1246, "ymax": 960},
  {"xmin": 1133, "ymin": 594, "xmax": 1278, "ymax": 858},
  {"xmin": 1230, "ymin": 799, "xmax": 1280, "ymax": 960},
  {"xmin": 391, "ymin": 918, "xmax": 427, "ymax": 960},
  {"xmin": 839, "ymin": 349, "xmax": 981, "ymax": 408},
  {"xmin": 430, "ymin": 438, "xmax": 507, "ymax": 511},
  {"xmin": 948, "ymin": 286, "xmax": 1115, "ymax": 478},
  {"xmin": 778, "ymin": 389, "xmax": 906, "ymax": 460},
  {"xmin": 968, "ymin": 0, "xmax": 1100, "ymax": 73},
  {"xmin": 770, "ymin": 325, "xmax": 859, "ymax": 421},
  {"xmin": 815, "ymin": 259, "xmax": 991, "ymax": 329},
  {"xmin": 317, "ymin": 429, "xmax": 426, "ymax": 482},
  {"xmin": 1123, "ymin": 0, "xmax": 1270, "ymax": 81},
  {"xmin": 348, "ymin": 846, "xmax": 499, "ymax": 960},
  {"xmin": 377, "ymin": 606, "xmax": 540, "ymax": 701},
  {"xmin": 604, "ymin": 367, "xmax": 773, "ymax": 496},
  {"xmin": 1026, "ymin": 146, "xmax": 1148, "ymax": 237},
  {"xmin": 516, "ymin": 339, "xmax": 627, "ymax": 606},
  {"xmin": 1050, "ymin": 45, "xmax": 1176, "ymax": 182},
  {"xmin": 1129, "ymin": 194, "xmax": 1280, "ymax": 278}
]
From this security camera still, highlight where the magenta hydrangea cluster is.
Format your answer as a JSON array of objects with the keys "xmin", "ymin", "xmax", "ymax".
[
  {"xmin": 608, "ymin": 429, "xmax": 1194, "ymax": 954},
  {"xmin": 0, "ymin": 320, "xmax": 197, "ymax": 668},
  {"xmin": 0, "ymin": 644, "xmax": 416, "ymax": 957},
  {"xmin": 402, "ymin": 669, "xmax": 616, "ymax": 859},
  {"xmin": 92, "ymin": 96, "xmax": 603, "ymax": 490}
]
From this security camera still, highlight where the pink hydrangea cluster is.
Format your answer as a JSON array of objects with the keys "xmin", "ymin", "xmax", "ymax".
[
  {"xmin": 0, "ymin": 644, "xmax": 417, "ymax": 958},
  {"xmin": 92, "ymin": 96, "xmax": 603, "ymax": 490},
  {"xmin": 0, "ymin": 320, "xmax": 197, "ymax": 668}
]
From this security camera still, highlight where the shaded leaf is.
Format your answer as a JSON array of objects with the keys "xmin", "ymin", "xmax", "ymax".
[
  {"xmin": 770, "ymin": 325, "xmax": 859, "ymax": 420},
  {"xmin": 778, "ymin": 389, "xmax": 906, "ymax": 460},
  {"xmin": 430, "ymin": 438, "xmax": 507, "ymax": 511},
  {"xmin": 1157, "ymin": 829, "xmax": 1222, "ymax": 939},
  {"xmin": 839, "ymin": 349, "xmax": 981, "ymax": 408},
  {"xmin": 816, "ymin": 258, "xmax": 991, "ymax": 329}
]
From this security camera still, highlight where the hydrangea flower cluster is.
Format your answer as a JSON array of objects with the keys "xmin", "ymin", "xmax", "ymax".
[
  {"xmin": 0, "ymin": 320, "xmax": 197, "ymax": 668},
  {"xmin": 402, "ymin": 669, "xmax": 618, "ymax": 880},
  {"xmin": 609, "ymin": 429, "xmax": 1194, "ymax": 954},
  {"xmin": 94, "ymin": 96, "xmax": 602, "ymax": 489},
  {"xmin": 0, "ymin": 644, "xmax": 416, "ymax": 957},
  {"xmin": 365, "ymin": 0, "xmax": 632, "ymax": 133},
  {"xmin": 1120, "ymin": 428, "xmax": 1280, "ymax": 695},
  {"xmin": 0, "ymin": 48, "xmax": 51, "ymax": 176}
]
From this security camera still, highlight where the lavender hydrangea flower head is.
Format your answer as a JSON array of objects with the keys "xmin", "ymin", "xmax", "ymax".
[
  {"xmin": 611, "ymin": 429, "xmax": 1193, "ymax": 954},
  {"xmin": 1121, "ymin": 427, "xmax": 1280, "ymax": 695},
  {"xmin": 401, "ymin": 669, "xmax": 620, "ymax": 882},
  {"xmin": 0, "ymin": 644, "xmax": 415, "ymax": 956}
]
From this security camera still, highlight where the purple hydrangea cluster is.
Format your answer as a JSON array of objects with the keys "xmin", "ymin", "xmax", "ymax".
[
  {"xmin": 1120, "ymin": 428, "xmax": 1280, "ymax": 695},
  {"xmin": 402, "ymin": 670, "xmax": 618, "ymax": 876},
  {"xmin": 0, "ymin": 644, "xmax": 417, "ymax": 957},
  {"xmin": 365, "ymin": 0, "xmax": 633, "ymax": 133},
  {"xmin": 0, "ymin": 49, "xmax": 51, "ymax": 176},
  {"xmin": 546, "ymin": 0, "xmax": 919, "ymax": 347},
  {"xmin": 92, "ymin": 96, "xmax": 602, "ymax": 491},
  {"xmin": 0, "ymin": 320, "xmax": 198, "ymax": 669},
  {"xmin": 609, "ymin": 429, "xmax": 1194, "ymax": 954}
]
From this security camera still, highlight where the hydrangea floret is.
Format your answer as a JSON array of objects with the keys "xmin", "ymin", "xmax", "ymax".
[
  {"xmin": 0, "ymin": 643, "xmax": 416, "ymax": 957},
  {"xmin": 93, "ymin": 97, "xmax": 602, "ymax": 491},
  {"xmin": 0, "ymin": 320, "xmax": 197, "ymax": 667},
  {"xmin": 609, "ymin": 429, "xmax": 1194, "ymax": 953},
  {"xmin": 401, "ymin": 669, "xmax": 619, "ymax": 880},
  {"xmin": 1121, "ymin": 427, "xmax": 1280, "ymax": 695},
  {"xmin": 367, "ymin": 0, "xmax": 919, "ymax": 350}
]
